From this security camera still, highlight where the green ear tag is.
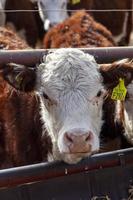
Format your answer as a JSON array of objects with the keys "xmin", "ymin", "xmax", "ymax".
[
  {"xmin": 111, "ymin": 78, "xmax": 127, "ymax": 101},
  {"xmin": 72, "ymin": 0, "xmax": 80, "ymax": 4}
]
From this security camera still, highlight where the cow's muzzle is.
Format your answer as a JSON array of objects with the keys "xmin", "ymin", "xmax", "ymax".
[{"xmin": 63, "ymin": 129, "xmax": 94, "ymax": 154}]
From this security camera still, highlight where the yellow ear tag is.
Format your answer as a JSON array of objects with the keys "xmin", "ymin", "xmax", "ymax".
[
  {"xmin": 111, "ymin": 78, "xmax": 127, "ymax": 101},
  {"xmin": 72, "ymin": 0, "xmax": 80, "ymax": 4}
]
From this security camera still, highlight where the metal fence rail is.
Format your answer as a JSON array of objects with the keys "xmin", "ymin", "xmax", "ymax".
[
  {"xmin": 1, "ymin": 8, "xmax": 133, "ymax": 13},
  {"xmin": 0, "ymin": 147, "xmax": 133, "ymax": 189},
  {"xmin": 0, "ymin": 47, "xmax": 133, "ymax": 65}
]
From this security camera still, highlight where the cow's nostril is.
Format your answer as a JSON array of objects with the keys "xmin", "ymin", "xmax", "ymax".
[
  {"xmin": 64, "ymin": 130, "xmax": 93, "ymax": 154},
  {"xmin": 85, "ymin": 132, "xmax": 93, "ymax": 142},
  {"xmin": 85, "ymin": 135, "xmax": 90, "ymax": 142},
  {"xmin": 65, "ymin": 133, "xmax": 73, "ymax": 143}
]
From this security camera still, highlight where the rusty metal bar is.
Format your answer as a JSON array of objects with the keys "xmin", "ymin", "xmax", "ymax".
[
  {"xmin": 0, "ymin": 47, "xmax": 133, "ymax": 65},
  {"xmin": 0, "ymin": 147, "xmax": 133, "ymax": 189}
]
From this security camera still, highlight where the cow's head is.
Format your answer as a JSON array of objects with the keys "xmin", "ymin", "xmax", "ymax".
[
  {"xmin": 31, "ymin": 0, "xmax": 69, "ymax": 30},
  {"xmin": 2, "ymin": 49, "xmax": 133, "ymax": 164}
]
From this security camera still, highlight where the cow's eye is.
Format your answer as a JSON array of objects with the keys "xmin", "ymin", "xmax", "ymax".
[
  {"xmin": 96, "ymin": 90, "xmax": 102, "ymax": 97},
  {"xmin": 43, "ymin": 93, "xmax": 50, "ymax": 100},
  {"xmin": 96, "ymin": 89, "xmax": 107, "ymax": 100},
  {"xmin": 42, "ymin": 93, "xmax": 57, "ymax": 106}
]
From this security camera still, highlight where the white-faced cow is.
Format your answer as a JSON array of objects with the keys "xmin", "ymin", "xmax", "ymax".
[
  {"xmin": 30, "ymin": 0, "xmax": 91, "ymax": 30},
  {"xmin": 2, "ymin": 49, "xmax": 133, "ymax": 164},
  {"xmin": 30, "ymin": 0, "xmax": 69, "ymax": 30}
]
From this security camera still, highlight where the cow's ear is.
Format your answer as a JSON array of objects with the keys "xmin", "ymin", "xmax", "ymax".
[
  {"xmin": 99, "ymin": 59, "xmax": 133, "ymax": 90},
  {"xmin": 2, "ymin": 63, "xmax": 36, "ymax": 92}
]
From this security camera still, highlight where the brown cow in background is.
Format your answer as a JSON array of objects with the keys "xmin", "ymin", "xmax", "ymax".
[
  {"xmin": 44, "ymin": 11, "xmax": 116, "ymax": 48},
  {"xmin": 0, "ymin": 27, "xmax": 51, "ymax": 169}
]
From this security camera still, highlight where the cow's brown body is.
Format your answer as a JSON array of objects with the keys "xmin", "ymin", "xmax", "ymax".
[{"xmin": 44, "ymin": 11, "xmax": 116, "ymax": 48}]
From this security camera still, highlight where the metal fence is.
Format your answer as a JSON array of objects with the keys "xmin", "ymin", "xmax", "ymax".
[{"xmin": 1, "ymin": 46, "xmax": 133, "ymax": 65}]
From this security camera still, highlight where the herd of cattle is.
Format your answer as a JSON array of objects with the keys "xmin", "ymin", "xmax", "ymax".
[{"xmin": 0, "ymin": 0, "xmax": 132, "ymax": 168}]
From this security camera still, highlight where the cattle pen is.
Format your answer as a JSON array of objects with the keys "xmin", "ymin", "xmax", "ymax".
[{"xmin": 0, "ymin": 47, "xmax": 133, "ymax": 200}]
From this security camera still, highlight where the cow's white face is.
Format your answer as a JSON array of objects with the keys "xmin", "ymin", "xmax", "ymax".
[
  {"xmin": 32, "ymin": 0, "xmax": 68, "ymax": 30},
  {"xmin": 36, "ymin": 49, "xmax": 105, "ymax": 164}
]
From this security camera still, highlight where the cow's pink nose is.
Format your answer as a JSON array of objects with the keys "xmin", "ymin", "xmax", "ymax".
[{"xmin": 64, "ymin": 130, "xmax": 93, "ymax": 153}]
